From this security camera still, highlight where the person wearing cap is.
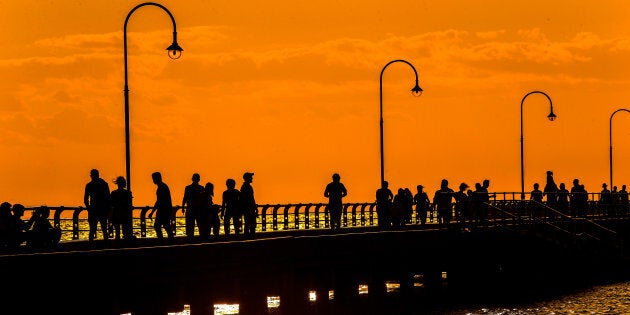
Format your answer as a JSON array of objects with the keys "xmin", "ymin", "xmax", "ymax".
[
  {"xmin": 413, "ymin": 185, "xmax": 430, "ymax": 225},
  {"xmin": 324, "ymin": 173, "xmax": 348, "ymax": 230},
  {"xmin": 240, "ymin": 172, "xmax": 257, "ymax": 236}
]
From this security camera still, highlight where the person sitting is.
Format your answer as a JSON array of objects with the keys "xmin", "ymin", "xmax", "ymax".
[{"xmin": 27, "ymin": 206, "xmax": 61, "ymax": 250}]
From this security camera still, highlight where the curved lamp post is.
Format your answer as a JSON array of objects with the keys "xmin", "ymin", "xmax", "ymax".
[
  {"xmin": 124, "ymin": 2, "xmax": 183, "ymax": 192},
  {"xmin": 379, "ymin": 59, "xmax": 423, "ymax": 185},
  {"xmin": 520, "ymin": 90, "xmax": 556, "ymax": 199},
  {"xmin": 609, "ymin": 108, "xmax": 630, "ymax": 189}
]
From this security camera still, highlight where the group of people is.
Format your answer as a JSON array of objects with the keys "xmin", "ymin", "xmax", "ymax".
[
  {"xmin": 0, "ymin": 202, "xmax": 61, "ymax": 250},
  {"xmin": 373, "ymin": 178, "xmax": 494, "ymax": 230},
  {"xmin": 529, "ymin": 170, "xmax": 630, "ymax": 217},
  {"xmin": 83, "ymin": 169, "xmax": 258, "ymax": 242}
]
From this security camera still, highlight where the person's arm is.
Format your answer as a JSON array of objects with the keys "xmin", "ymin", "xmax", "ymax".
[
  {"xmin": 181, "ymin": 188, "xmax": 187, "ymax": 215},
  {"xmin": 342, "ymin": 185, "xmax": 348, "ymax": 198},
  {"xmin": 83, "ymin": 185, "xmax": 90, "ymax": 208}
]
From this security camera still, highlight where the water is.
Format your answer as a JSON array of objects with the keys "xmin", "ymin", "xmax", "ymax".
[{"xmin": 442, "ymin": 280, "xmax": 630, "ymax": 315}]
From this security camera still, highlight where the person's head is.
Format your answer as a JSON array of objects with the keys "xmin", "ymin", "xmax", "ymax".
[
  {"xmin": 114, "ymin": 176, "xmax": 127, "ymax": 189},
  {"xmin": 547, "ymin": 170, "xmax": 553, "ymax": 176},
  {"xmin": 483, "ymin": 179, "xmax": 490, "ymax": 187},
  {"xmin": 440, "ymin": 179, "xmax": 448, "ymax": 188},
  {"xmin": 37, "ymin": 206, "xmax": 50, "ymax": 219},
  {"xmin": 417, "ymin": 184, "xmax": 424, "ymax": 192},
  {"xmin": 192, "ymin": 173, "xmax": 200, "ymax": 183},
  {"xmin": 226, "ymin": 178, "xmax": 236, "ymax": 189},
  {"xmin": 151, "ymin": 172, "xmax": 162, "ymax": 184},
  {"xmin": 573, "ymin": 178, "xmax": 580, "ymax": 186},
  {"xmin": 603, "ymin": 183, "xmax": 608, "ymax": 189},
  {"xmin": 560, "ymin": 183, "xmax": 566, "ymax": 189},
  {"xmin": 382, "ymin": 181, "xmax": 389, "ymax": 188},
  {"xmin": 623, "ymin": 185, "xmax": 627, "ymax": 191},
  {"xmin": 475, "ymin": 183, "xmax": 482, "ymax": 190},
  {"xmin": 243, "ymin": 172, "xmax": 254, "ymax": 183},
  {"xmin": 332, "ymin": 173, "xmax": 340, "ymax": 182},
  {"xmin": 459, "ymin": 183, "xmax": 469, "ymax": 191},
  {"xmin": 533, "ymin": 183, "xmax": 539, "ymax": 189},
  {"xmin": 398, "ymin": 188, "xmax": 405, "ymax": 195},
  {"xmin": 90, "ymin": 169, "xmax": 99, "ymax": 180},
  {"xmin": 205, "ymin": 182, "xmax": 214, "ymax": 196},
  {"xmin": 12, "ymin": 204, "xmax": 24, "ymax": 217}
]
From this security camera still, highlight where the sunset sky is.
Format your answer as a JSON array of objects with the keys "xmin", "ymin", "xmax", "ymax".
[{"xmin": 3, "ymin": 0, "xmax": 630, "ymax": 207}]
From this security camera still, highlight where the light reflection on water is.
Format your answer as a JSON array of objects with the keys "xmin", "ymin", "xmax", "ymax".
[{"xmin": 447, "ymin": 281, "xmax": 630, "ymax": 315}]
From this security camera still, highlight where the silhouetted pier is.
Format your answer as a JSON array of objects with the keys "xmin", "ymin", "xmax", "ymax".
[{"xmin": 2, "ymin": 193, "xmax": 630, "ymax": 315}]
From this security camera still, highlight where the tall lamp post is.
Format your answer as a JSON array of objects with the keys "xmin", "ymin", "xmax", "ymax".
[
  {"xmin": 379, "ymin": 59, "xmax": 423, "ymax": 185},
  {"xmin": 520, "ymin": 90, "xmax": 556, "ymax": 199},
  {"xmin": 124, "ymin": 2, "xmax": 183, "ymax": 192},
  {"xmin": 609, "ymin": 108, "xmax": 630, "ymax": 189}
]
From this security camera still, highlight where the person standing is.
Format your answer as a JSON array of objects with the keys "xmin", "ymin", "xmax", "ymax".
[
  {"xmin": 222, "ymin": 178, "xmax": 241, "ymax": 236},
  {"xmin": 203, "ymin": 182, "xmax": 221, "ymax": 238},
  {"xmin": 83, "ymin": 169, "xmax": 111, "ymax": 242},
  {"xmin": 376, "ymin": 181, "xmax": 394, "ymax": 228},
  {"xmin": 148, "ymin": 172, "xmax": 175, "ymax": 240},
  {"xmin": 413, "ymin": 185, "xmax": 430, "ymax": 225},
  {"xmin": 543, "ymin": 171, "xmax": 559, "ymax": 209},
  {"xmin": 110, "ymin": 176, "xmax": 134, "ymax": 240},
  {"xmin": 182, "ymin": 173, "xmax": 205, "ymax": 241},
  {"xmin": 240, "ymin": 172, "xmax": 258, "ymax": 237},
  {"xmin": 324, "ymin": 173, "xmax": 348, "ymax": 230},
  {"xmin": 433, "ymin": 179, "xmax": 454, "ymax": 227}
]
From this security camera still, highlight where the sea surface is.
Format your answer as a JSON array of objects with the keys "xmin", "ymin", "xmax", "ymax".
[{"xmin": 152, "ymin": 280, "xmax": 630, "ymax": 315}]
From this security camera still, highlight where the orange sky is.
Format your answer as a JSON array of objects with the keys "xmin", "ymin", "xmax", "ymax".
[{"xmin": 3, "ymin": 0, "xmax": 630, "ymax": 207}]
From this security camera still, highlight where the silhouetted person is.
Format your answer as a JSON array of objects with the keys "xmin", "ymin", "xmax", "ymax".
[
  {"xmin": 27, "ymin": 206, "xmax": 61, "ymax": 250},
  {"xmin": 612, "ymin": 185, "xmax": 619, "ymax": 217},
  {"xmin": 454, "ymin": 183, "xmax": 470, "ymax": 229},
  {"xmin": 222, "ymin": 178, "xmax": 241, "ymax": 235},
  {"xmin": 570, "ymin": 179, "xmax": 588, "ymax": 218},
  {"xmin": 433, "ymin": 179, "xmax": 454, "ymax": 227},
  {"xmin": 202, "ymin": 182, "xmax": 221, "ymax": 238},
  {"xmin": 403, "ymin": 188, "xmax": 414, "ymax": 224},
  {"xmin": 391, "ymin": 188, "xmax": 407, "ymax": 228},
  {"xmin": 241, "ymin": 172, "xmax": 257, "ymax": 237},
  {"xmin": 619, "ymin": 185, "xmax": 629, "ymax": 216},
  {"xmin": 6, "ymin": 203, "xmax": 33, "ymax": 250},
  {"xmin": 182, "ymin": 173, "xmax": 206, "ymax": 241},
  {"xmin": 471, "ymin": 183, "xmax": 483, "ymax": 224},
  {"xmin": 557, "ymin": 183, "xmax": 570, "ymax": 215},
  {"xmin": 0, "ymin": 202, "xmax": 11, "ymax": 248},
  {"xmin": 324, "ymin": 173, "xmax": 348, "ymax": 230},
  {"xmin": 600, "ymin": 183, "xmax": 613, "ymax": 217},
  {"xmin": 543, "ymin": 170, "xmax": 559, "ymax": 210},
  {"xmin": 148, "ymin": 172, "xmax": 175, "ymax": 240},
  {"xmin": 413, "ymin": 185, "xmax": 430, "ymax": 225},
  {"xmin": 530, "ymin": 183, "xmax": 544, "ymax": 217},
  {"xmin": 83, "ymin": 169, "xmax": 111, "ymax": 242},
  {"xmin": 376, "ymin": 181, "xmax": 394, "ymax": 228},
  {"xmin": 478, "ymin": 179, "xmax": 494, "ymax": 222},
  {"xmin": 110, "ymin": 176, "xmax": 134, "ymax": 240}
]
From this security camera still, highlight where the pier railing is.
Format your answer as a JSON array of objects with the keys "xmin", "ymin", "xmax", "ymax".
[{"xmin": 15, "ymin": 191, "xmax": 630, "ymax": 242}]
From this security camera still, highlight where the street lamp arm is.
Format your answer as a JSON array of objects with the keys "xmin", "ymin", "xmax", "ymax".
[
  {"xmin": 609, "ymin": 108, "xmax": 630, "ymax": 189},
  {"xmin": 520, "ymin": 90, "xmax": 554, "ymax": 200}
]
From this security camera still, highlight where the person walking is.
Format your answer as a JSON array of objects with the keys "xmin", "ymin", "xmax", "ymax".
[
  {"xmin": 83, "ymin": 169, "xmax": 111, "ymax": 242},
  {"xmin": 148, "ymin": 172, "xmax": 175, "ymax": 240},
  {"xmin": 376, "ymin": 181, "xmax": 394, "ymax": 228},
  {"xmin": 324, "ymin": 173, "xmax": 348, "ymax": 230}
]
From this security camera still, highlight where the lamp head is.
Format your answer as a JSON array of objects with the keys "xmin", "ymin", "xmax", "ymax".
[
  {"xmin": 166, "ymin": 42, "xmax": 183, "ymax": 60},
  {"xmin": 411, "ymin": 83, "xmax": 423, "ymax": 97},
  {"xmin": 547, "ymin": 109, "xmax": 557, "ymax": 121}
]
